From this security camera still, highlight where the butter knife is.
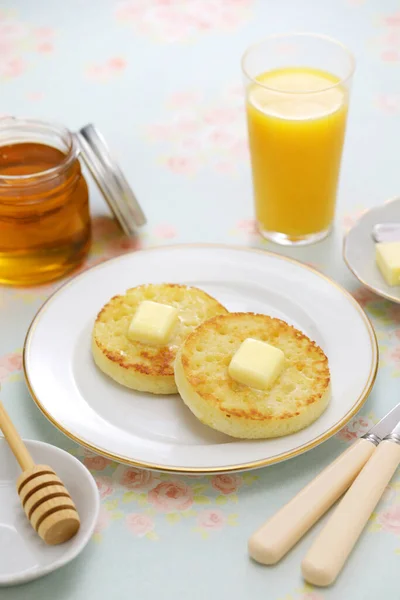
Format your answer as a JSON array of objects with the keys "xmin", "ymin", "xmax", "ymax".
[
  {"xmin": 248, "ymin": 403, "xmax": 400, "ymax": 566},
  {"xmin": 302, "ymin": 418, "xmax": 400, "ymax": 586},
  {"xmin": 372, "ymin": 223, "xmax": 400, "ymax": 243}
]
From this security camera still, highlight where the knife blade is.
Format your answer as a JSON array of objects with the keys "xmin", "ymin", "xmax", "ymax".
[
  {"xmin": 361, "ymin": 401, "xmax": 400, "ymax": 443},
  {"xmin": 372, "ymin": 223, "xmax": 400, "ymax": 244}
]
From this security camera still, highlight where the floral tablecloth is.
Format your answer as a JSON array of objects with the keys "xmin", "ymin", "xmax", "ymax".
[{"xmin": 1, "ymin": 1, "xmax": 400, "ymax": 598}]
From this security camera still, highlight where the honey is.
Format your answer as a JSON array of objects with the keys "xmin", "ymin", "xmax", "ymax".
[{"xmin": 0, "ymin": 120, "xmax": 90, "ymax": 286}]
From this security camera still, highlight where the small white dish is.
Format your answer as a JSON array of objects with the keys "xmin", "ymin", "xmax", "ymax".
[
  {"xmin": 24, "ymin": 244, "xmax": 378, "ymax": 473},
  {"xmin": 0, "ymin": 438, "xmax": 99, "ymax": 587},
  {"xmin": 344, "ymin": 197, "xmax": 400, "ymax": 303}
]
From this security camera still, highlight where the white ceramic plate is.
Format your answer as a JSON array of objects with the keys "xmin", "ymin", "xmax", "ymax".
[
  {"xmin": 344, "ymin": 197, "xmax": 400, "ymax": 303},
  {"xmin": 0, "ymin": 438, "xmax": 99, "ymax": 586},
  {"xmin": 24, "ymin": 245, "xmax": 378, "ymax": 473}
]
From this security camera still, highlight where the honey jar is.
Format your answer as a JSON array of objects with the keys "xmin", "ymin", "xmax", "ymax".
[{"xmin": 0, "ymin": 118, "xmax": 145, "ymax": 286}]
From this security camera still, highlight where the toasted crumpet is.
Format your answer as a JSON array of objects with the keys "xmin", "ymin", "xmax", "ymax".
[
  {"xmin": 92, "ymin": 284, "xmax": 228, "ymax": 394},
  {"xmin": 175, "ymin": 313, "xmax": 330, "ymax": 438}
]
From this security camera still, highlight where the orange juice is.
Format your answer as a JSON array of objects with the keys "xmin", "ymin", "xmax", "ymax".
[{"xmin": 246, "ymin": 67, "xmax": 348, "ymax": 240}]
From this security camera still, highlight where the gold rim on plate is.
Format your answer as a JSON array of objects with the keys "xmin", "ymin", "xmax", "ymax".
[{"xmin": 23, "ymin": 243, "xmax": 379, "ymax": 473}]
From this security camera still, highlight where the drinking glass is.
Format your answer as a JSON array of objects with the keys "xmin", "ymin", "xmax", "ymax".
[{"xmin": 242, "ymin": 33, "xmax": 355, "ymax": 245}]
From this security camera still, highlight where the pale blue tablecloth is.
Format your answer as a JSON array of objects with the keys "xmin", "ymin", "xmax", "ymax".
[{"xmin": 1, "ymin": 1, "xmax": 400, "ymax": 598}]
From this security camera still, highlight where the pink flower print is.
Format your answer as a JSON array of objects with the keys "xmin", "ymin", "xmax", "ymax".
[
  {"xmin": 105, "ymin": 236, "xmax": 142, "ymax": 259},
  {"xmin": 115, "ymin": 2, "xmax": 142, "ymax": 20},
  {"xmin": 86, "ymin": 57, "xmax": 126, "ymax": 82},
  {"xmin": 0, "ymin": 352, "xmax": 22, "ymax": 382},
  {"xmin": 197, "ymin": 509, "xmax": 226, "ymax": 531},
  {"xmin": 36, "ymin": 42, "xmax": 53, "ymax": 54},
  {"xmin": 0, "ymin": 21, "xmax": 28, "ymax": 42},
  {"xmin": 120, "ymin": 468, "xmax": 154, "ymax": 490},
  {"xmin": 108, "ymin": 57, "xmax": 126, "ymax": 71},
  {"xmin": 146, "ymin": 84, "xmax": 246, "ymax": 175},
  {"xmin": 147, "ymin": 7, "xmax": 194, "ymax": 42},
  {"xmin": 126, "ymin": 513, "xmax": 155, "ymax": 537},
  {"xmin": 164, "ymin": 156, "xmax": 201, "ymax": 175},
  {"xmin": 383, "ymin": 11, "xmax": 400, "ymax": 27},
  {"xmin": 237, "ymin": 219, "xmax": 257, "ymax": 235},
  {"xmin": 351, "ymin": 287, "xmax": 378, "ymax": 307},
  {"xmin": 116, "ymin": 0, "xmax": 252, "ymax": 41},
  {"xmin": 34, "ymin": 27, "xmax": 54, "ymax": 39},
  {"xmin": 377, "ymin": 504, "xmax": 400, "ymax": 535},
  {"xmin": 0, "ymin": 20, "xmax": 55, "ymax": 80},
  {"xmin": 336, "ymin": 415, "xmax": 374, "ymax": 442},
  {"xmin": 1, "ymin": 57, "xmax": 26, "ymax": 79},
  {"xmin": 95, "ymin": 506, "xmax": 111, "ymax": 534},
  {"xmin": 207, "ymin": 129, "xmax": 236, "ymax": 148},
  {"xmin": 95, "ymin": 476, "xmax": 114, "ymax": 500},
  {"xmin": 84, "ymin": 455, "xmax": 111, "ymax": 472},
  {"xmin": 301, "ymin": 592, "xmax": 324, "ymax": 600},
  {"xmin": 342, "ymin": 209, "xmax": 366, "ymax": 231},
  {"xmin": 91, "ymin": 215, "xmax": 120, "ymax": 241},
  {"xmin": 175, "ymin": 118, "xmax": 199, "ymax": 135},
  {"xmin": 153, "ymin": 224, "xmax": 177, "ymax": 239},
  {"xmin": 381, "ymin": 50, "xmax": 400, "ymax": 62},
  {"xmin": 148, "ymin": 480, "xmax": 193, "ymax": 513},
  {"xmin": 376, "ymin": 94, "xmax": 400, "ymax": 115},
  {"xmin": 211, "ymin": 474, "xmax": 242, "ymax": 495}
]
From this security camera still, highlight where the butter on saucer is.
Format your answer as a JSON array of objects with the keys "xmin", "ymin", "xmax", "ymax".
[{"xmin": 376, "ymin": 242, "xmax": 400, "ymax": 286}]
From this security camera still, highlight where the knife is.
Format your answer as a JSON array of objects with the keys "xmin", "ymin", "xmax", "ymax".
[
  {"xmin": 302, "ymin": 418, "xmax": 400, "ymax": 586},
  {"xmin": 248, "ymin": 402, "xmax": 400, "ymax": 566},
  {"xmin": 372, "ymin": 223, "xmax": 400, "ymax": 244}
]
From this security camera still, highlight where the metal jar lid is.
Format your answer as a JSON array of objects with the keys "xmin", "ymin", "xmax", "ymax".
[{"xmin": 76, "ymin": 124, "xmax": 146, "ymax": 237}]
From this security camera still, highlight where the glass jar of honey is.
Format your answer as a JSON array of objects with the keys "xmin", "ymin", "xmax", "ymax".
[{"xmin": 0, "ymin": 118, "xmax": 145, "ymax": 286}]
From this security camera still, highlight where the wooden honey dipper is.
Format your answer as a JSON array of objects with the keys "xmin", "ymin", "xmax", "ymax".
[{"xmin": 0, "ymin": 399, "xmax": 80, "ymax": 545}]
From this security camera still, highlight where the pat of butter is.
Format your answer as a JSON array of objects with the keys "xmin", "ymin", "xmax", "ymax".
[
  {"xmin": 128, "ymin": 300, "xmax": 178, "ymax": 345},
  {"xmin": 228, "ymin": 338, "xmax": 285, "ymax": 390},
  {"xmin": 376, "ymin": 242, "xmax": 400, "ymax": 286}
]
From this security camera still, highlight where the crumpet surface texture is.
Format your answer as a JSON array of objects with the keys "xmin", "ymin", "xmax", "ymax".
[
  {"xmin": 174, "ymin": 313, "xmax": 330, "ymax": 438},
  {"xmin": 92, "ymin": 284, "xmax": 228, "ymax": 394}
]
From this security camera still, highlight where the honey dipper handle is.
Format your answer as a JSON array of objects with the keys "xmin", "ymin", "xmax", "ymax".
[
  {"xmin": 248, "ymin": 438, "xmax": 376, "ymax": 565},
  {"xmin": 0, "ymin": 400, "xmax": 35, "ymax": 471},
  {"xmin": 302, "ymin": 440, "xmax": 400, "ymax": 587}
]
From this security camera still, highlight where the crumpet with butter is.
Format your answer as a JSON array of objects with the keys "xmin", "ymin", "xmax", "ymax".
[
  {"xmin": 174, "ymin": 313, "xmax": 330, "ymax": 439},
  {"xmin": 92, "ymin": 284, "xmax": 228, "ymax": 395}
]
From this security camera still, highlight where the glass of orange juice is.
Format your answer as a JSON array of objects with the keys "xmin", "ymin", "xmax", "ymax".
[{"xmin": 242, "ymin": 33, "xmax": 355, "ymax": 246}]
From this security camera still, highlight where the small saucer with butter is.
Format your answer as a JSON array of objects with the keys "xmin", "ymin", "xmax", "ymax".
[{"xmin": 344, "ymin": 196, "xmax": 400, "ymax": 303}]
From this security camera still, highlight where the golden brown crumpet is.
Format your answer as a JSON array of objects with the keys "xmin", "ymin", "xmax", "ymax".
[
  {"xmin": 92, "ymin": 284, "xmax": 228, "ymax": 394},
  {"xmin": 174, "ymin": 313, "xmax": 330, "ymax": 438}
]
